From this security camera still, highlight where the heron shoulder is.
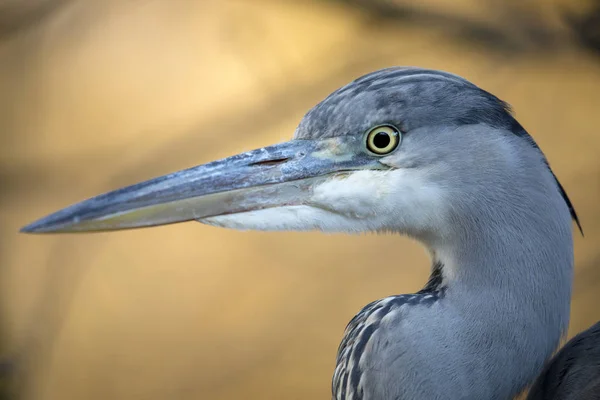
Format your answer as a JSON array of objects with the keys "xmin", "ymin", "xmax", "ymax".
[{"xmin": 333, "ymin": 290, "xmax": 444, "ymax": 400}]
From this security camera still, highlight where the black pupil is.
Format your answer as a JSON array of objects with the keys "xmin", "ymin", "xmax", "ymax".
[{"xmin": 373, "ymin": 131, "xmax": 391, "ymax": 149}]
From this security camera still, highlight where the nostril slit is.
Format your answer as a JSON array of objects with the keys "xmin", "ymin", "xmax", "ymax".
[{"xmin": 249, "ymin": 157, "xmax": 291, "ymax": 167}]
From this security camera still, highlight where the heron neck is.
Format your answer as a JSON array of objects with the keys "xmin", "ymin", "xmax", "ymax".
[
  {"xmin": 429, "ymin": 200, "xmax": 574, "ymax": 299},
  {"xmin": 420, "ymin": 195, "xmax": 574, "ymax": 396}
]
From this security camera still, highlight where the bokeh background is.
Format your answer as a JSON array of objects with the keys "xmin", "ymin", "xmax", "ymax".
[{"xmin": 1, "ymin": 0, "xmax": 599, "ymax": 399}]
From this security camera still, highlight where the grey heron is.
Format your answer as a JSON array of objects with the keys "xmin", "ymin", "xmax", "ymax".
[{"xmin": 21, "ymin": 67, "xmax": 590, "ymax": 399}]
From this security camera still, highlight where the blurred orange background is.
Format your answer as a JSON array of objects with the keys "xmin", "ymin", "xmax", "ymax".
[{"xmin": 1, "ymin": 1, "xmax": 599, "ymax": 399}]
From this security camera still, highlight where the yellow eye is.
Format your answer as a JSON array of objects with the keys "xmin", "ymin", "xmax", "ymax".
[{"xmin": 365, "ymin": 125, "xmax": 400, "ymax": 155}]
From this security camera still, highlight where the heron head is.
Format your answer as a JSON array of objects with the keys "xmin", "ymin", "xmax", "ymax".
[{"xmin": 21, "ymin": 68, "xmax": 580, "ymax": 238}]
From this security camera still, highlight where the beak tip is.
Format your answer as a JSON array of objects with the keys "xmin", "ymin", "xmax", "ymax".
[
  {"xmin": 20, "ymin": 214, "xmax": 71, "ymax": 234},
  {"xmin": 20, "ymin": 220, "xmax": 51, "ymax": 234}
]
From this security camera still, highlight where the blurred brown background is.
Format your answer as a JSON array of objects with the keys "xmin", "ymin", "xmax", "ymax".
[{"xmin": 1, "ymin": 0, "xmax": 599, "ymax": 399}]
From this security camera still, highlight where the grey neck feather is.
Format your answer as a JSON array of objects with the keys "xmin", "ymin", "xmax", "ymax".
[
  {"xmin": 403, "ymin": 158, "xmax": 572, "ymax": 398},
  {"xmin": 421, "ymin": 187, "xmax": 573, "ymax": 398}
]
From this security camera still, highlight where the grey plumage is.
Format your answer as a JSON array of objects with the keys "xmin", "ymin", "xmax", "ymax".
[
  {"xmin": 333, "ymin": 270, "xmax": 446, "ymax": 399},
  {"xmin": 21, "ymin": 67, "xmax": 591, "ymax": 400}
]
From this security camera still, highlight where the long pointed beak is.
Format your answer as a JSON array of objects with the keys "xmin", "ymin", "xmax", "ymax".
[{"xmin": 21, "ymin": 137, "xmax": 381, "ymax": 233}]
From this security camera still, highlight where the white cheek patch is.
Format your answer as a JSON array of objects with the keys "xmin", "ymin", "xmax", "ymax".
[
  {"xmin": 308, "ymin": 168, "xmax": 448, "ymax": 233},
  {"xmin": 310, "ymin": 170, "xmax": 394, "ymax": 218}
]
